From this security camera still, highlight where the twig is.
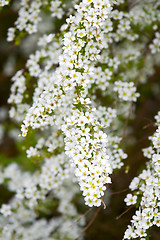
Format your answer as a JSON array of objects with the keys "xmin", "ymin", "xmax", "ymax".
[
  {"xmin": 70, "ymin": 208, "xmax": 92, "ymax": 228},
  {"xmin": 83, "ymin": 207, "xmax": 101, "ymax": 231},
  {"xmin": 101, "ymin": 198, "xmax": 106, "ymax": 209},
  {"xmin": 74, "ymin": 207, "xmax": 101, "ymax": 240},
  {"xmin": 116, "ymin": 205, "xmax": 134, "ymax": 220},
  {"xmin": 112, "ymin": 188, "xmax": 129, "ymax": 195}
]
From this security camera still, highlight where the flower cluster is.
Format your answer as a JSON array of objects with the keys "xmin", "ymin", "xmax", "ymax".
[
  {"xmin": 123, "ymin": 112, "xmax": 160, "ymax": 239},
  {"xmin": 6, "ymin": 0, "xmax": 73, "ymax": 43},
  {"xmin": 114, "ymin": 81, "xmax": 140, "ymax": 102},
  {"xmin": 8, "ymin": 70, "xmax": 29, "ymax": 122},
  {"xmin": 0, "ymin": 159, "xmax": 85, "ymax": 240},
  {"xmin": 150, "ymin": 32, "xmax": 160, "ymax": 54},
  {"xmin": 16, "ymin": 0, "xmax": 115, "ymax": 207},
  {"xmin": 0, "ymin": 0, "xmax": 9, "ymax": 7},
  {"xmin": 63, "ymin": 107, "xmax": 112, "ymax": 207},
  {"xmin": 7, "ymin": 0, "xmax": 42, "ymax": 41}
]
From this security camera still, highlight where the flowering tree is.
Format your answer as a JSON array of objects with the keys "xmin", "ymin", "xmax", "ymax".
[{"xmin": 0, "ymin": 0, "xmax": 160, "ymax": 239}]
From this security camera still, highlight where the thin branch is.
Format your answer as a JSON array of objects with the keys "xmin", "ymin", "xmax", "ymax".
[
  {"xmin": 116, "ymin": 205, "xmax": 134, "ymax": 220},
  {"xmin": 70, "ymin": 208, "xmax": 92, "ymax": 228},
  {"xmin": 83, "ymin": 207, "xmax": 101, "ymax": 231},
  {"xmin": 101, "ymin": 198, "xmax": 106, "ymax": 209},
  {"xmin": 74, "ymin": 207, "xmax": 101, "ymax": 240},
  {"xmin": 112, "ymin": 188, "xmax": 129, "ymax": 195}
]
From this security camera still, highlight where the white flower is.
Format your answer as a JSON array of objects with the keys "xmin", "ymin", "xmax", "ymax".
[
  {"xmin": 124, "ymin": 194, "xmax": 137, "ymax": 206},
  {"xmin": 0, "ymin": 204, "xmax": 12, "ymax": 217}
]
